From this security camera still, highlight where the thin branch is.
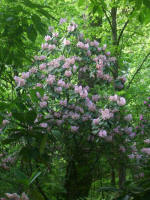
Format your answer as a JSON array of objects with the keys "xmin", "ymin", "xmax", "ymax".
[
  {"xmin": 117, "ymin": 8, "xmax": 134, "ymax": 45},
  {"xmin": 102, "ymin": 7, "xmax": 113, "ymax": 30},
  {"xmin": 117, "ymin": 19, "xmax": 129, "ymax": 45},
  {"xmin": 126, "ymin": 52, "xmax": 150, "ymax": 89}
]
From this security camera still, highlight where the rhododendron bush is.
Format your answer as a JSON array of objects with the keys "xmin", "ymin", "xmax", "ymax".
[{"xmin": 0, "ymin": 21, "xmax": 148, "ymax": 199}]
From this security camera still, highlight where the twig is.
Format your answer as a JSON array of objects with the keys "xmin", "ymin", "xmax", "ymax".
[
  {"xmin": 126, "ymin": 52, "xmax": 150, "ymax": 89},
  {"xmin": 117, "ymin": 8, "xmax": 134, "ymax": 45},
  {"xmin": 102, "ymin": 7, "xmax": 113, "ymax": 30}
]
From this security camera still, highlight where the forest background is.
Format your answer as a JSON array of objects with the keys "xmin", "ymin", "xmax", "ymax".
[{"xmin": 0, "ymin": 0, "xmax": 150, "ymax": 200}]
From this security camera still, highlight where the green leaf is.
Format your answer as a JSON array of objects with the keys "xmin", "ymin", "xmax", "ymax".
[
  {"xmin": 29, "ymin": 171, "xmax": 41, "ymax": 185},
  {"xmin": 31, "ymin": 14, "xmax": 46, "ymax": 36},
  {"xmin": 99, "ymin": 186, "xmax": 121, "ymax": 192},
  {"xmin": 25, "ymin": 110, "xmax": 37, "ymax": 125},
  {"xmin": 143, "ymin": 0, "xmax": 150, "ymax": 8},
  {"xmin": 36, "ymin": 8, "xmax": 56, "ymax": 20},
  {"xmin": 30, "ymin": 87, "xmax": 44, "ymax": 102},
  {"xmin": 27, "ymin": 24, "xmax": 37, "ymax": 41},
  {"xmin": 12, "ymin": 111, "xmax": 25, "ymax": 122},
  {"xmin": 40, "ymin": 134, "xmax": 48, "ymax": 155},
  {"xmin": 78, "ymin": 0, "xmax": 85, "ymax": 6}
]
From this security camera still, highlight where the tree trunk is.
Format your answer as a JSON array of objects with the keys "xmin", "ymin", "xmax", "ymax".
[
  {"xmin": 64, "ymin": 156, "xmax": 94, "ymax": 200},
  {"xmin": 118, "ymin": 165, "xmax": 126, "ymax": 189}
]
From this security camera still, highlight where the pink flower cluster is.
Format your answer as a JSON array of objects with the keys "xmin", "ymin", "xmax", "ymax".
[
  {"xmin": 109, "ymin": 95, "xmax": 126, "ymax": 106},
  {"xmin": 144, "ymin": 139, "xmax": 150, "ymax": 144},
  {"xmin": 141, "ymin": 148, "xmax": 150, "ymax": 155},
  {"xmin": 74, "ymin": 85, "xmax": 88, "ymax": 98},
  {"xmin": 4, "ymin": 192, "xmax": 29, "ymax": 200},
  {"xmin": 77, "ymin": 42, "xmax": 89, "ymax": 50},
  {"xmin": 92, "ymin": 118, "xmax": 99, "ymax": 125},
  {"xmin": 124, "ymin": 114, "xmax": 132, "ymax": 121},
  {"xmin": 14, "ymin": 76, "xmax": 26, "ymax": 87},
  {"xmin": 98, "ymin": 130, "xmax": 107, "ymax": 137},
  {"xmin": 67, "ymin": 22, "xmax": 78, "ymax": 32},
  {"xmin": 34, "ymin": 55, "xmax": 46, "ymax": 61},
  {"xmin": 101, "ymin": 109, "xmax": 114, "ymax": 120},
  {"xmin": 71, "ymin": 126, "xmax": 79, "ymax": 132},
  {"xmin": 63, "ymin": 38, "xmax": 71, "ymax": 46},
  {"xmin": 46, "ymin": 74, "xmax": 55, "ymax": 85}
]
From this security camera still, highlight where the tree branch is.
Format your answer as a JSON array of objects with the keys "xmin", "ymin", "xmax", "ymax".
[
  {"xmin": 126, "ymin": 52, "xmax": 150, "ymax": 89},
  {"xmin": 117, "ymin": 8, "xmax": 134, "ymax": 45},
  {"xmin": 102, "ymin": 7, "xmax": 113, "ymax": 30}
]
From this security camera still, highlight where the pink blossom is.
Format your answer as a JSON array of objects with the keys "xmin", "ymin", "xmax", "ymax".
[
  {"xmin": 59, "ymin": 18, "xmax": 67, "ymax": 24},
  {"xmin": 128, "ymin": 154, "xmax": 135, "ymax": 159},
  {"xmin": 40, "ymin": 55, "xmax": 46, "ymax": 60},
  {"xmin": 2, "ymin": 120, "xmax": 9, "ymax": 126},
  {"xmin": 87, "ymin": 50, "xmax": 91, "ymax": 56},
  {"xmin": 36, "ymin": 83, "xmax": 43, "ymax": 88},
  {"xmin": 98, "ymin": 130, "xmax": 107, "ymax": 137},
  {"xmin": 54, "ymin": 112, "xmax": 61, "ymax": 118},
  {"xmin": 40, "ymin": 123, "xmax": 48, "ymax": 128},
  {"xmin": 14, "ymin": 76, "xmax": 26, "ymax": 87},
  {"xmin": 74, "ymin": 85, "xmax": 82, "ymax": 93},
  {"xmin": 40, "ymin": 101, "xmax": 47, "ymax": 108},
  {"xmin": 57, "ymin": 79, "xmax": 66, "ymax": 87},
  {"xmin": 53, "ymin": 32, "xmax": 59, "ymax": 37},
  {"xmin": 101, "ymin": 109, "xmax": 113, "ymax": 120},
  {"xmin": 77, "ymin": 41, "xmax": 85, "ymax": 49},
  {"xmin": 140, "ymin": 115, "xmax": 143, "ymax": 120},
  {"xmin": 117, "ymin": 97, "xmax": 126, "ymax": 106},
  {"xmin": 21, "ymin": 72, "xmax": 30, "ymax": 79},
  {"xmin": 92, "ymin": 95, "xmax": 100, "ymax": 102},
  {"xmin": 67, "ymin": 23, "xmax": 78, "ymax": 32},
  {"xmin": 84, "ymin": 43, "xmax": 89, "ymax": 49},
  {"xmin": 63, "ymin": 38, "xmax": 71, "ymax": 46},
  {"xmin": 21, "ymin": 192, "xmax": 29, "ymax": 200},
  {"xmin": 97, "ymin": 47, "xmax": 102, "ymax": 52},
  {"xmin": 80, "ymin": 89, "xmax": 88, "ymax": 98},
  {"xmin": 34, "ymin": 55, "xmax": 46, "ymax": 61},
  {"xmin": 56, "ymin": 120, "xmax": 63, "ymax": 126},
  {"xmin": 92, "ymin": 118, "xmax": 99, "ymax": 125},
  {"xmin": 36, "ymin": 92, "xmax": 41, "ymax": 98},
  {"xmin": 141, "ymin": 148, "xmax": 150, "ymax": 155},
  {"xmin": 71, "ymin": 113, "xmax": 80, "ymax": 120},
  {"xmin": 71, "ymin": 126, "xmax": 79, "ymax": 132},
  {"xmin": 75, "ymin": 106, "xmax": 84, "ymax": 113},
  {"xmin": 46, "ymin": 75, "xmax": 55, "ymax": 85},
  {"xmin": 55, "ymin": 87, "xmax": 62, "ymax": 93},
  {"xmin": 65, "ymin": 70, "xmax": 72, "ymax": 77},
  {"xmin": 86, "ymin": 99, "xmax": 96, "ymax": 112},
  {"xmin": 39, "ymin": 63, "xmax": 47, "ymax": 70},
  {"xmin": 48, "ymin": 44, "xmax": 56, "ymax": 51},
  {"xmin": 42, "ymin": 95, "xmax": 49, "ymax": 101},
  {"xmin": 73, "ymin": 65, "xmax": 77, "ymax": 72},
  {"xmin": 29, "ymin": 67, "xmax": 37, "ymax": 74},
  {"xmin": 82, "ymin": 114, "xmax": 91, "ymax": 121},
  {"xmin": 5, "ymin": 193, "xmax": 20, "ymax": 199},
  {"xmin": 103, "ymin": 44, "xmax": 107, "ymax": 50},
  {"xmin": 41, "ymin": 43, "xmax": 49, "ymax": 49},
  {"xmin": 45, "ymin": 35, "xmax": 51, "ymax": 41},
  {"xmin": 124, "ymin": 114, "xmax": 132, "ymax": 121},
  {"xmin": 144, "ymin": 139, "xmax": 150, "ymax": 144},
  {"xmin": 60, "ymin": 100, "xmax": 67, "ymax": 106},
  {"xmin": 129, "ymin": 132, "xmax": 136, "ymax": 138},
  {"xmin": 93, "ymin": 40, "xmax": 99, "ymax": 47},
  {"xmin": 106, "ymin": 51, "xmax": 111, "ymax": 56}
]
